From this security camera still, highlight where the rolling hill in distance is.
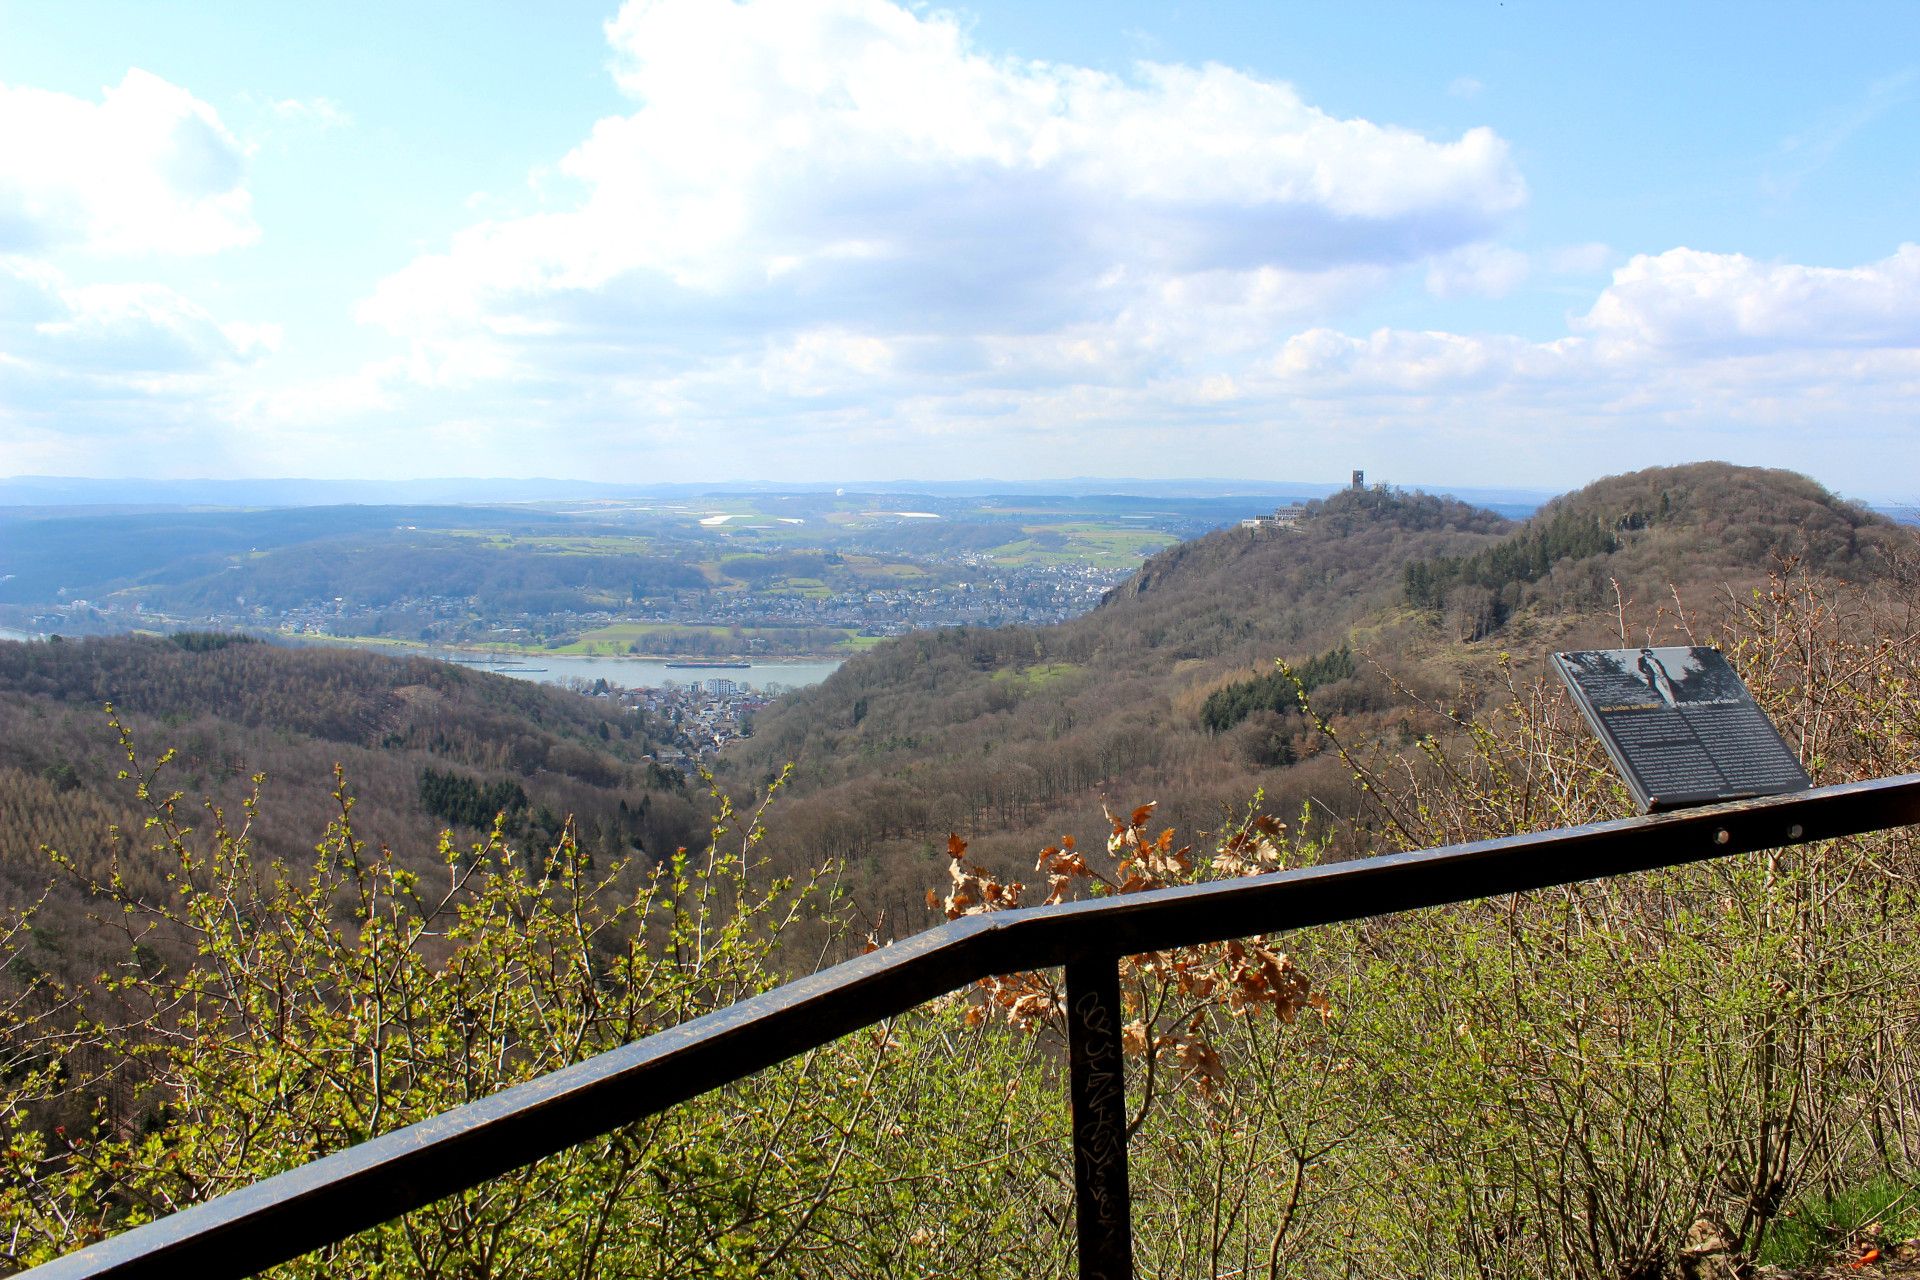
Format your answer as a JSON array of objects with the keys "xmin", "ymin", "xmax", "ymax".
[
  {"xmin": 1, "ymin": 484, "xmax": 1370, "ymax": 657},
  {"xmin": 717, "ymin": 463, "xmax": 1907, "ymax": 933},
  {"xmin": 0, "ymin": 459, "xmax": 1909, "ymax": 1275},
  {"xmin": 0, "ymin": 461, "xmax": 1903, "ymax": 955},
  {"xmin": 8, "ymin": 4, "xmax": 1916, "ymax": 1267}
]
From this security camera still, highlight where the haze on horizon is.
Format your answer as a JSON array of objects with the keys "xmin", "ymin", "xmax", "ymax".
[{"xmin": 1, "ymin": 0, "xmax": 1916, "ymax": 501}]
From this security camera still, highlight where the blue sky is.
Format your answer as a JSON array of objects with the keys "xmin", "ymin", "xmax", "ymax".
[{"xmin": 1, "ymin": 1, "xmax": 1916, "ymax": 499}]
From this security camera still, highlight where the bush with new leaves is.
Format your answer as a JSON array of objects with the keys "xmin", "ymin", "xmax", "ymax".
[
  {"xmin": 4, "ymin": 565, "xmax": 1919, "ymax": 1278},
  {"xmin": 0, "ymin": 721, "xmax": 1074, "ymax": 1277}
]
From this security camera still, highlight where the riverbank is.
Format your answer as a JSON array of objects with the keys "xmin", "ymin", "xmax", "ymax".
[
  {"xmin": 274, "ymin": 633, "xmax": 845, "ymax": 692},
  {"xmin": 0, "ymin": 627, "xmax": 848, "ymax": 692}
]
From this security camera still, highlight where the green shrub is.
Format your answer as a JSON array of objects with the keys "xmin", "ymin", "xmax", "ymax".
[{"xmin": 1763, "ymin": 1177, "xmax": 1920, "ymax": 1268}]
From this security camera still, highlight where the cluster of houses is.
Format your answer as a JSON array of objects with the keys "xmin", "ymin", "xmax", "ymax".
[
  {"xmin": 1239, "ymin": 504, "xmax": 1308, "ymax": 533},
  {"xmin": 629, "ymin": 561, "xmax": 1130, "ymax": 635},
  {"xmin": 618, "ymin": 677, "xmax": 779, "ymax": 774}
]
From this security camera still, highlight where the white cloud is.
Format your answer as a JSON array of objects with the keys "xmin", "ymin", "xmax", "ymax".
[
  {"xmin": 1447, "ymin": 75, "xmax": 1484, "ymax": 100},
  {"xmin": 0, "ymin": 256, "xmax": 275, "ymax": 471},
  {"xmin": 760, "ymin": 328, "xmax": 895, "ymax": 397},
  {"xmin": 40, "ymin": 281, "xmax": 276, "ymax": 369},
  {"xmin": 0, "ymin": 69, "xmax": 256, "ymax": 256},
  {"xmin": 1252, "ymin": 246, "xmax": 1920, "ymax": 492},
  {"xmin": 0, "ymin": 66, "xmax": 278, "ymax": 470},
  {"xmin": 360, "ymin": 0, "xmax": 1525, "ymax": 401},
  {"xmin": 2, "ymin": 258, "xmax": 274, "ymax": 373},
  {"xmin": 0, "ymin": 68, "xmax": 272, "ymax": 472},
  {"xmin": 321, "ymin": 1, "xmax": 1907, "ymax": 492},
  {"xmin": 1577, "ymin": 244, "xmax": 1920, "ymax": 355},
  {"xmin": 1272, "ymin": 327, "xmax": 1574, "ymax": 394},
  {"xmin": 234, "ymin": 359, "xmax": 402, "ymax": 428},
  {"xmin": 1275, "ymin": 246, "xmax": 1920, "ymax": 399},
  {"xmin": 23, "ymin": 3, "xmax": 1912, "ymax": 496}
]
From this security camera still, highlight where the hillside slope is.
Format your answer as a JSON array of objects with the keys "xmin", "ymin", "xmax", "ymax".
[
  {"xmin": 721, "ymin": 464, "xmax": 1904, "ymax": 929},
  {"xmin": 0, "ymin": 634, "xmax": 704, "ymax": 987},
  {"xmin": 1404, "ymin": 462, "xmax": 1895, "ymax": 641}
]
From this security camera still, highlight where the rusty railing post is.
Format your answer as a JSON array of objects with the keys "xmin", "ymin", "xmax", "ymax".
[{"xmin": 1066, "ymin": 952, "xmax": 1132, "ymax": 1280}]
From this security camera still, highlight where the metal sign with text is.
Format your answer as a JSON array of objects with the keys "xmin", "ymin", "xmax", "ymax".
[{"xmin": 1552, "ymin": 646, "xmax": 1811, "ymax": 813}]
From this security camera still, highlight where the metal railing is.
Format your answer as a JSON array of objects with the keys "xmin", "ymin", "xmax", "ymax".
[{"xmin": 25, "ymin": 773, "xmax": 1920, "ymax": 1280}]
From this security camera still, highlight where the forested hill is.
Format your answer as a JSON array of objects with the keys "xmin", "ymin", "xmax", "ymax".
[
  {"xmin": 0, "ymin": 635, "xmax": 704, "ymax": 989},
  {"xmin": 1, "ymin": 633, "xmax": 648, "ymax": 762},
  {"xmin": 722, "ymin": 486, "xmax": 1517, "ymax": 919},
  {"xmin": 721, "ymin": 463, "xmax": 1903, "ymax": 929},
  {"xmin": 1402, "ymin": 462, "xmax": 1897, "ymax": 640}
]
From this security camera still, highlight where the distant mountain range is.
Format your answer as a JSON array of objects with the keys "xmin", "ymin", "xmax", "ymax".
[{"xmin": 3, "ymin": 462, "xmax": 1902, "ymax": 952}]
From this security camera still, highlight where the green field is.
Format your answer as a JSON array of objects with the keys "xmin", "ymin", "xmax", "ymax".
[
  {"xmin": 983, "ymin": 524, "xmax": 1176, "ymax": 569},
  {"xmin": 440, "ymin": 530, "xmax": 659, "ymax": 555},
  {"xmin": 428, "ymin": 506, "xmax": 1173, "ymax": 576}
]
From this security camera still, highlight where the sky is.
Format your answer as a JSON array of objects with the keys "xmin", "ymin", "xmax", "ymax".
[{"xmin": 0, "ymin": 1, "xmax": 1917, "ymax": 500}]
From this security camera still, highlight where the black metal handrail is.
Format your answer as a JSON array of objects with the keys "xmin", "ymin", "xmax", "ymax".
[{"xmin": 24, "ymin": 774, "xmax": 1920, "ymax": 1280}]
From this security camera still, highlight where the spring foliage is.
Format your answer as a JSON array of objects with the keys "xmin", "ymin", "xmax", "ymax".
[
  {"xmin": 1, "ymin": 566, "xmax": 1919, "ymax": 1276},
  {"xmin": 0, "ymin": 745, "xmax": 1073, "ymax": 1276}
]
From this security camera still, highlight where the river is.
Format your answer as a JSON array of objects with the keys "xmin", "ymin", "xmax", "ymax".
[
  {"xmin": 0, "ymin": 627, "xmax": 844, "ymax": 692},
  {"xmin": 415, "ymin": 649, "xmax": 845, "ymax": 692}
]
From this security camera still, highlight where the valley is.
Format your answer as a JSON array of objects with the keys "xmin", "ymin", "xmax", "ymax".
[
  {"xmin": 2, "ymin": 462, "xmax": 1915, "ymax": 1279},
  {"xmin": 0, "ymin": 488, "xmax": 1330, "ymax": 662}
]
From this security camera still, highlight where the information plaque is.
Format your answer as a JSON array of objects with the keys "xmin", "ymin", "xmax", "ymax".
[{"xmin": 1551, "ymin": 646, "xmax": 1811, "ymax": 813}]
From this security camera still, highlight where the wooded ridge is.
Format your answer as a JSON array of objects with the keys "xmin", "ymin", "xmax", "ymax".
[
  {"xmin": 0, "ymin": 462, "xmax": 1917, "ymax": 1277},
  {"xmin": 720, "ymin": 463, "xmax": 1904, "ymax": 934},
  {"xmin": 0, "ymin": 633, "xmax": 702, "ymax": 997}
]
